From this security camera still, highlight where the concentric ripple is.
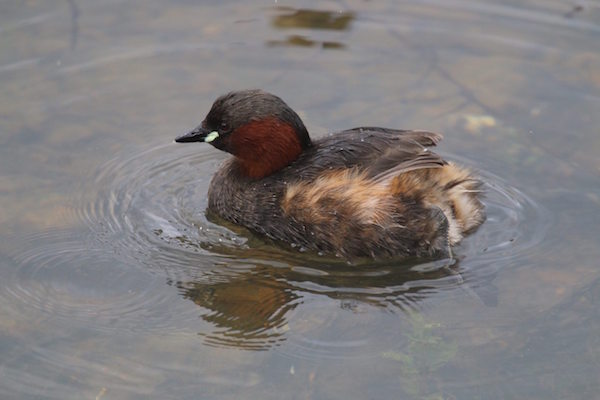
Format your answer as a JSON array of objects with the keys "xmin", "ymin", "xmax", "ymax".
[
  {"xmin": 0, "ymin": 139, "xmax": 549, "ymax": 357},
  {"xmin": 76, "ymin": 143, "xmax": 248, "ymax": 279},
  {"xmin": 0, "ymin": 228, "xmax": 197, "ymax": 335},
  {"xmin": 67, "ymin": 140, "xmax": 549, "ymax": 354},
  {"xmin": 79, "ymin": 141, "xmax": 547, "ymax": 270}
]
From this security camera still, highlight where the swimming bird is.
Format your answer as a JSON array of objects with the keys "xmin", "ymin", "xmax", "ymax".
[{"xmin": 175, "ymin": 89, "xmax": 484, "ymax": 260}]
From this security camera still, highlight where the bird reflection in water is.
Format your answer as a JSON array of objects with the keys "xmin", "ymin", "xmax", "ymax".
[
  {"xmin": 179, "ymin": 270, "xmax": 300, "ymax": 350},
  {"xmin": 176, "ymin": 253, "xmax": 462, "ymax": 350}
]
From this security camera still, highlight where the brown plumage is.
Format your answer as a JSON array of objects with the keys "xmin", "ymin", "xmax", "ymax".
[{"xmin": 175, "ymin": 90, "xmax": 485, "ymax": 260}]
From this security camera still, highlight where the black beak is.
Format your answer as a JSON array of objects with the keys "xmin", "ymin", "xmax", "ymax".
[{"xmin": 175, "ymin": 125, "xmax": 210, "ymax": 143}]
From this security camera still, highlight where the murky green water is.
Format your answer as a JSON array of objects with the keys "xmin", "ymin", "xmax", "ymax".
[{"xmin": 1, "ymin": 1, "xmax": 599, "ymax": 399}]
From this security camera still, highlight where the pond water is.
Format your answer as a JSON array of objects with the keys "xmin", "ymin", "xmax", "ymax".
[{"xmin": 1, "ymin": 1, "xmax": 600, "ymax": 399}]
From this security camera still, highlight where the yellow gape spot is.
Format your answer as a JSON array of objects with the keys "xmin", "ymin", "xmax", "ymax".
[{"xmin": 205, "ymin": 131, "xmax": 220, "ymax": 143}]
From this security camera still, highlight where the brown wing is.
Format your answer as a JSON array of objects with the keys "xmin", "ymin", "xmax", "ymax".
[
  {"xmin": 344, "ymin": 128, "xmax": 443, "ymax": 147},
  {"xmin": 362, "ymin": 130, "xmax": 446, "ymax": 183},
  {"xmin": 370, "ymin": 150, "xmax": 446, "ymax": 184},
  {"xmin": 292, "ymin": 128, "xmax": 445, "ymax": 180}
]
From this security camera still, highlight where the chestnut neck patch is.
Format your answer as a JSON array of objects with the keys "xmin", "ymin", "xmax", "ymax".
[{"xmin": 229, "ymin": 117, "xmax": 305, "ymax": 179}]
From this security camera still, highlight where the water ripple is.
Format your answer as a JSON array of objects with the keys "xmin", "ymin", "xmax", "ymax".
[
  {"xmin": 66, "ymin": 140, "xmax": 549, "ymax": 353},
  {"xmin": 1, "ymin": 228, "xmax": 196, "ymax": 336},
  {"xmin": 0, "ymin": 134, "xmax": 549, "ymax": 356}
]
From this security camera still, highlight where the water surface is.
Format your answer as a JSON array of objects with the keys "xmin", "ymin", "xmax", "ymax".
[{"xmin": 1, "ymin": 1, "xmax": 600, "ymax": 399}]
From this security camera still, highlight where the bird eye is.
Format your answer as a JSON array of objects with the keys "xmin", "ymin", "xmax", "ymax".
[{"xmin": 219, "ymin": 121, "xmax": 230, "ymax": 132}]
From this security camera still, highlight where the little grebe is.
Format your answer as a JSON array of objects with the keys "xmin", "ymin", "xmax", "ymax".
[{"xmin": 175, "ymin": 90, "xmax": 484, "ymax": 260}]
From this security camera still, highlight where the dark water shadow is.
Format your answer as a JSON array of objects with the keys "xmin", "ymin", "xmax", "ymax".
[
  {"xmin": 271, "ymin": 8, "xmax": 355, "ymax": 31},
  {"xmin": 266, "ymin": 7, "xmax": 353, "ymax": 50}
]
